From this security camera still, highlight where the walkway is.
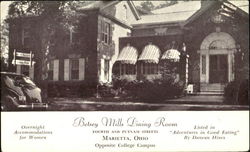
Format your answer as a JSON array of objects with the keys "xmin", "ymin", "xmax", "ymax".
[{"xmin": 166, "ymin": 95, "xmax": 224, "ymax": 104}]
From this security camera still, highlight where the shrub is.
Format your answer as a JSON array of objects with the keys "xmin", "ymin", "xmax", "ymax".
[
  {"xmin": 79, "ymin": 82, "xmax": 97, "ymax": 97},
  {"xmin": 112, "ymin": 75, "xmax": 185, "ymax": 102},
  {"xmin": 97, "ymin": 83, "xmax": 116, "ymax": 98},
  {"xmin": 136, "ymin": 77, "xmax": 184, "ymax": 102},
  {"xmin": 224, "ymin": 79, "xmax": 249, "ymax": 105},
  {"xmin": 47, "ymin": 81, "xmax": 97, "ymax": 98}
]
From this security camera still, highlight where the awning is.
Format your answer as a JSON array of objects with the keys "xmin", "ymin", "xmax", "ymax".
[
  {"xmin": 161, "ymin": 49, "xmax": 180, "ymax": 62},
  {"xmin": 116, "ymin": 45, "xmax": 138, "ymax": 64},
  {"xmin": 138, "ymin": 44, "xmax": 161, "ymax": 63}
]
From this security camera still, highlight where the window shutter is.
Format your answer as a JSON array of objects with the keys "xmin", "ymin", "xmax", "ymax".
[
  {"xmin": 79, "ymin": 58, "xmax": 85, "ymax": 80},
  {"xmin": 53, "ymin": 59, "xmax": 59, "ymax": 81},
  {"xmin": 109, "ymin": 24, "xmax": 112, "ymax": 44},
  {"xmin": 29, "ymin": 66, "xmax": 34, "ymax": 80},
  {"xmin": 16, "ymin": 65, "xmax": 21, "ymax": 74},
  {"xmin": 100, "ymin": 20, "xmax": 104, "ymax": 41},
  {"xmin": 64, "ymin": 59, "xmax": 70, "ymax": 81},
  {"xmin": 100, "ymin": 59, "xmax": 105, "ymax": 82}
]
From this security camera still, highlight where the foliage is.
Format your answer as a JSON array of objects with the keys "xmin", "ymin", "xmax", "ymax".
[
  {"xmin": 1, "ymin": 20, "xmax": 9, "ymax": 71},
  {"xmin": 0, "ymin": 57, "xmax": 8, "ymax": 72},
  {"xmin": 224, "ymin": 80, "xmax": 239, "ymax": 104},
  {"xmin": 224, "ymin": 79, "xmax": 249, "ymax": 105},
  {"xmin": 136, "ymin": 1, "xmax": 192, "ymax": 11},
  {"xmin": 7, "ymin": 1, "xmax": 86, "ymax": 77},
  {"xmin": 136, "ymin": 77, "xmax": 184, "ymax": 101},
  {"xmin": 7, "ymin": 1, "xmax": 87, "ymax": 97},
  {"xmin": 97, "ymin": 83, "xmax": 116, "ymax": 98},
  {"xmin": 136, "ymin": 1, "xmax": 155, "ymax": 12},
  {"xmin": 112, "ymin": 75, "xmax": 185, "ymax": 102},
  {"xmin": 47, "ymin": 81, "xmax": 97, "ymax": 98},
  {"xmin": 154, "ymin": 1, "xmax": 178, "ymax": 10}
]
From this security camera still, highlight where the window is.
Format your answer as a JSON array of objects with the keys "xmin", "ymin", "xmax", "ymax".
[
  {"xmin": 121, "ymin": 64, "xmax": 136, "ymax": 75},
  {"xmin": 21, "ymin": 65, "xmax": 29, "ymax": 76},
  {"xmin": 22, "ymin": 26, "xmax": 31, "ymax": 47},
  {"xmin": 122, "ymin": 5, "xmax": 128, "ymax": 21},
  {"xmin": 48, "ymin": 60, "xmax": 54, "ymax": 80},
  {"xmin": 69, "ymin": 28, "xmax": 74, "ymax": 44},
  {"xmin": 142, "ymin": 63, "xmax": 159, "ymax": 75},
  {"xmin": 104, "ymin": 59, "xmax": 110, "ymax": 81},
  {"xmin": 101, "ymin": 21, "xmax": 111, "ymax": 44},
  {"xmin": 70, "ymin": 59, "xmax": 79, "ymax": 80},
  {"xmin": 69, "ymin": 28, "xmax": 80, "ymax": 44},
  {"xmin": 209, "ymin": 40, "xmax": 227, "ymax": 49}
]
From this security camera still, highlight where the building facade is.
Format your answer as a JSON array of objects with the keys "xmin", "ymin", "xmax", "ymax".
[
  {"xmin": 8, "ymin": 1, "xmax": 249, "ymax": 96},
  {"xmin": 8, "ymin": 1, "xmax": 140, "ymax": 96},
  {"xmin": 116, "ymin": 0, "xmax": 249, "ymax": 93}
]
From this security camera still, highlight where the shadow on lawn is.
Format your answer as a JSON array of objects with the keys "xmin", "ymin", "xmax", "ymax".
[{"xmin": 48, "ymin": 102, "xmax": 161, "ymax": 111}]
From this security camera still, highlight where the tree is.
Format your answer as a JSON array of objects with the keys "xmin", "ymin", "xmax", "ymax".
[
  {"xmin": 7, "ymin": 1, "xmax": 86, "ymax": 97},
  {"xmin": 0, "ymin": 20, "xmax": 9, "ymax": 71},
  {"xmin": 154, "ymin": 1, "xmax": 178, "ymax": 10},
  {"xmin": 137, "ymin": 1, "xmax": 155, "ymax": 12}
]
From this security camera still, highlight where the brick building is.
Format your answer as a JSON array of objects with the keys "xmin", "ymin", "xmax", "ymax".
[
  {"xmin": 7, "ymin": 1, "xmax": 249, "ymax": 96},
  {"xmin": 116, "ymin": 0, "xmax": 249, "ymax": 92},
  {"xmin": 8, "ymin": 1, "xmax": 140, "ymax": 96}
]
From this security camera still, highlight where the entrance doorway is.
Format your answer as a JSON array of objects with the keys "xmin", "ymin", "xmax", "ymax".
[
  {"xmin": 199, "ymin": 31, "xmax": 236, "ymax": 92},
  {"xmin": 209, "ymin": 55, "xmax": 228, "ymax": 83}
]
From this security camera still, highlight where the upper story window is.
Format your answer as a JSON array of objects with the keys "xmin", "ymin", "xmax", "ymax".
[
  {"xmin": 22, "ymin": 26, "xmax": 31, "ymax": 47},
  {"xmin": 69, "ymin": 27, "xmax": 80, "ymax": 44},
  {"xmin": 69, "ymin": 28, "xmax": 74, "ymax": 44},
  {"xmin": 70, "ymin": 59, "xmax": 79, "ymax": 80},
  {"xmin": 122, "ymin": 5, "xmax": 128, "ymax": 21},
  {"xmin": 21, "ymin": 65, "xmax": 29, "ymax": 76},
  {"xmin": 101, "ymin": 21, "xmax": 111, "ymax": 44}
]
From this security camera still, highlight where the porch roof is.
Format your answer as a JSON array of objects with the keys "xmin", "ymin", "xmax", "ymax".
[
  {"xmin": 138, "ymin": 44, "xmax": 161, "ymax": 64},
  {"xmin": 116, "ymin": 45, "xmax": 138, "ymax": 64}
]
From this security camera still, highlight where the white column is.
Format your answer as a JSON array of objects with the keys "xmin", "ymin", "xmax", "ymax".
[
  {"xmin": 231, "ymin": 53, "xmax": 235, "ymax": 81},
  {"xmin": 185, "ymin": 55, "xmax": 189, "ymax": 85},
  {"xmin": 205, "ymin": 54, "xmax": 209, "ymax": 83},
  {"xmin": 109, "ymin": 61, "xmax": 112, "ymax": 82},
  {"xmin": 79, "ymin": 58, "xmax": 85, "ymax": 80},
  {"xmin": 16, "ymin": 65, "xmax": 21, "ymax": 74},
  {"xmin": 53, "ymin": 59, "xmax": 59, "ymax": 81},
  {"xmin": 228, "ymin": 53, "xmax": 234, "ymax": 82},
  {"xmin": 64, "ymin": 59, "xmax": 70, "ymax": 81},
  {"xmin": 200, "ymin": 54, "xmax": 206, "ymax": 83},
  {"xmin": 119, "ymin": 63, "xmax": 121, "ymax": 76}
]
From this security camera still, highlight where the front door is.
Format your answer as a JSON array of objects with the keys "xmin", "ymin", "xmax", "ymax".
[{"xmin": 209, "ymin": 55, "xmax": 228, "ymax": 83}]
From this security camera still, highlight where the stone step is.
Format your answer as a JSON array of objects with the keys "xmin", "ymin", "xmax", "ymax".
[
  {"xmin": 200, "ymin": 83, "xmax": 225, "ymax": 92},
  {"xmin": 188, "ymin": 91, "xmax": 224, "ymax": 96}
]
